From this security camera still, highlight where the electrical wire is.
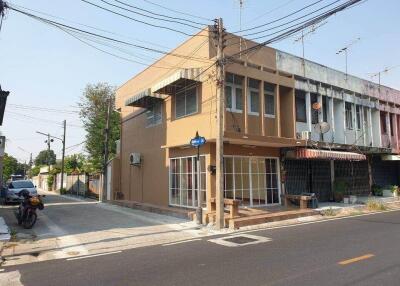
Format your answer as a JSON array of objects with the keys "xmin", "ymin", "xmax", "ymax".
[
  {"xmin": 231, "ymin": 0, "xmax": 326, "ymax": 34},
  {"xmin": 243, "ymin": 0, "xmax": 298, "ymax": 26},
  {"xmin": 10, "ymin": 3, "xmax": 171, "ymax": 49},
  {"xmin": 7, "ymin": 5, "xmax": 212, "ymax": 64},
  {"xmin": 100, "ymin": 0, "xmax": 204, "ymax": 29},
  {"xmin": 8, "ymin": 104, "xmax": 79, "ymax": 114},
  {"xmin": 113, "ymin": 0, "xmax": 209, "ymax": 26},
  {"xmin": 141, "ymin": 0, "xmax": 213, "ymax": 22},
  {"xmin": 81, "ymin": 0, "xmax": 204, "ymax": 37}
]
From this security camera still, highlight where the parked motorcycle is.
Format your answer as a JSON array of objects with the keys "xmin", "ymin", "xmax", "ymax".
[{"xmin": 15, "ymin": 189, "xmax": 45, "ymax": 229}]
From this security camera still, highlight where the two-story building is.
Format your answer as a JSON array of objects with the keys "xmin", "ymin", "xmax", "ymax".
[{"xmin": 113, "ymin": 27, "xmax": 400, "ymax": 215}]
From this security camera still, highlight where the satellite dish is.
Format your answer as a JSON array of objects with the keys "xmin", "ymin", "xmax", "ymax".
[{"xmin": 314, "ymin": 122, "xmax": 330, "ymax": 134}]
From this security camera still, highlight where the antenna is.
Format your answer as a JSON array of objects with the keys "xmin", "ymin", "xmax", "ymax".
[
  {"xmin": 336, "ymin": 37, "xmax": 361, "ymax": 80},
  {"xmin": 294, "ymin": 21, "xmax": 328, "ymax": 77},
  {"xmin": 239, "ymin": 0, "xmax": 244, "ymax": 58},
  {"xmin": 369, "ymin": 65, "xmax": 400, "ymax": 90}
]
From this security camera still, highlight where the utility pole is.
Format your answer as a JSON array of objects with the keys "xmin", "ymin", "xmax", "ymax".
[
  {"xmin": 215, "ymin": 17, "xmax": 225, "ymax": 229},
  {"xmin": 101, "ymin": 97, "xmax": 112, "ymax": 202},
  {"xmin": 60, "ymin": 120, "xmax": 66, "ymax": 192},
  {"xmin": 46, "ymin": 133, "xmax": 51, "ymax": 174}
]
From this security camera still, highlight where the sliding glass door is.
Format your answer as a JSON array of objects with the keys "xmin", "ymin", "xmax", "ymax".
[{"xmin": 224, "ymin": 156, "xmax": 280, "ymax": 207}]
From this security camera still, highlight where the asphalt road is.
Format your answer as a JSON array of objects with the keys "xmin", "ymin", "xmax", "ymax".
[{"xmin": 2, "ymin": 205, "xmax": 400, "ymax": 286}]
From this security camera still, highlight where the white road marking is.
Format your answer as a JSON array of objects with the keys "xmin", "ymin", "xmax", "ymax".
[
  {"xmin": 66, "ymin": 250, "xmax": 122, "ymax": 261},
  {"xmin": 0, "ymin": 269, "xmax": 4, "ymax": 272},
  {"xmin": 162, "ymin": 238, "xmax": 201, "ymax": 246}
]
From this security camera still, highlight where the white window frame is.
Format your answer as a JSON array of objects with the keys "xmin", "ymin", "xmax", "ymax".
[
  {"xmin": 169, "ymin": 155, "xmax": 206, "ymax": 209},
  {"xmin": 247, "ymin": 87, "xmax": 260, "ymax": 116},
  {"xmin": 175, "ymin": 86, "xmax": 198, "ymax": 119},
  {"xmin": 264, "ymin": 84, "xmax": 275, "ymax": 118},
  {"xmin": 223, "ymin": 155, "xmax": 281, "ymax": 207},
  {"xmin": 225, "ymin": 82, "xmax": 243, "ymax": 113},
  {"xmin": 146, "ymin": 101, "xmax": 162, "ymax": 127}
]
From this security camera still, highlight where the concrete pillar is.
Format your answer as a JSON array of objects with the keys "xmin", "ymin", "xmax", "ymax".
[
  {"xmin": 276, "ymin": 85, "xmax": 281, "ymax": 137},
  {"xmin": 244, "ymin": 76, "xmax": 248, "ymax": 134},
  {"xmin": 368, "ymin": 107, "xmax": 374, "ymax": 147},
  {"xmin": 393, "ymin": 113, "xmax": 399, "ymax": 150},
  {"xmin": 386, "ymin": 111, "xmax": 391, "ymax": 147},
  {"xmin": 260, "ymin": 81, "xmax": 265, "ymax": 136},
  {"xmin": 306, "ymin": 91, "xmax": 312, "ymax": 132},
  {"xmin": 342, "ymin": 91, "xmax": 346, "ymax": 144},
  {"xmin": 330, "ymin": 160, "xmax": 335, "ymax": 201},
  {"xmin": 330, "ymin": 87, "xmax": 335, "ymax": 142}
]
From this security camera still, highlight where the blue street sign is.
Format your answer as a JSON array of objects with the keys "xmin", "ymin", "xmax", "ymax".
[{"xmin": 190, "ymin": 134, "xmax": 206, "ymax": 147}]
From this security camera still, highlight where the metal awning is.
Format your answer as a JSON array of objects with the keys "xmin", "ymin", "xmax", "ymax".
[
  {"xmin": 151, "ymin": 68, "xmax": 202, "ymax": 95},
  {"xmin": 125, "ymin": 88, "xmax": 167, "ymax": 108},
  {"xmin": 381, "ymin": 155, "xmax": 400, "ymax": 161},
  {"xmin": 287, "ymin": 148, "xmax": 366, "ymax": 161}
]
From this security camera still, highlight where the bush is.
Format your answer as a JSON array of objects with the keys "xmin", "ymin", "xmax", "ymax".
[
  {"xmin": 366, "ymin": 199, "xmax": 386, "ymax": 211},
  {"xmin": 47, "ymin": 175, "xmax": 54, "ymax": 190},
  {"xmin": 59, "ymin": 188, "xmax": 67, "ymax": 195},
  {"xmin": 372, "ymin": 184, "xmax": 383, "ymax": 196},
  {"xmin": 390, "ymin": 185, "xmax": 398, "ymax": 194},
  {"xmin": 321, "ymin": 207, "xmax": 338, "ymax": 216}
]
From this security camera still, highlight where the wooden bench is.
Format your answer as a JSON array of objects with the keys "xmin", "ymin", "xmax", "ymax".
[
  {"xmin": 282, "ymin": 194, "xmax": 313, "ymax": 209},
  {"xmin": 210, "ymin": 198, "xmax": 240, "ymax": 219}
]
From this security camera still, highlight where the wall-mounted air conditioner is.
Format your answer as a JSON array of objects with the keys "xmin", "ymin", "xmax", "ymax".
[
  {"xmin": 129, "ymin": 153, "xmax": 141, "ymax": 166},
  {"xmin": 296, "ymin": 131, "xmax": 311, "ymax": 140}
]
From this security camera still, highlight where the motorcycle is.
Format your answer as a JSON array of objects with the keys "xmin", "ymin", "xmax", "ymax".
[{"xmin": 15, "ymin": 189, "xmax": 45, "ymax": 229}]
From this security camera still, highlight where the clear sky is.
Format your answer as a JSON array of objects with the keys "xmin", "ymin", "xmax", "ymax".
[{"xmin": 0, "ymin": 0, "xmax": 399, "ymax": 162}]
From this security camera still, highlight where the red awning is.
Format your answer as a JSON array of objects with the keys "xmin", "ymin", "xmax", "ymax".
[{"xmin": 289, "ymin": 148, "xmax": 366, "ymax": 161}]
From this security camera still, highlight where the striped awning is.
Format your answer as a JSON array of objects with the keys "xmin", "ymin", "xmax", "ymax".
[
  {"xmin": 151, "ymin": 68, "xmax": 202, "ymax": 95},
  {"xmin": 288, "ymin": 148, "xmax": 366, "ymax": 161},
  {"xmin": 125, "ymin": 88, "xmax": 167, "ymax": 108}
]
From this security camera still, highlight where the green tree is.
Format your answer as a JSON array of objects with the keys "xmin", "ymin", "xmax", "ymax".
[
  {"xmin": 34, "ymin": 149, "xmax": 56, "ymax": 166},
  {"xmin": 78, "ymin": 83, "xmax": 120, "ymax": 172},
  {"xmin": 3, "ymin": 153, "xmax": 19, "ymax": 180},
  {"xmin": 64, "ymin": 154, "xmax": 86, "ymax": 174}
]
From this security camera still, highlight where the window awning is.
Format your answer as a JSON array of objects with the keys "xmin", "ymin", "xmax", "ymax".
[
  {"xmin": 381, "ymin": 154, "xmax": 400, "ymax": 161},
  {"xmin": 125, "ymin": 88, "xmax": 167, "ymax": 108},
  {"xmin": 151, "ymin": 68, "xmax": 202, "ymax": 95},
  {"xmin": 287, "ymin": 148, "xmax": 366, "ymax": 161}
]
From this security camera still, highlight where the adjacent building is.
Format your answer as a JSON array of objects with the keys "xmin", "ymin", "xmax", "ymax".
[{"xmin": 113, "ymin": 27, "xmax": 400, "ymax": 214}]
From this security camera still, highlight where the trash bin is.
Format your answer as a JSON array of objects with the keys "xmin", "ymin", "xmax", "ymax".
[{"xmin": 302, "ymin": 192, "xmax": 319, "ymax": 209}]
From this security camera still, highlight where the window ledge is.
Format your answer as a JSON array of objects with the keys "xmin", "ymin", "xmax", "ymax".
[
  {"xmin": 248, "ymin": 112, "xmax": 259, "ymax": 116},
  {"xmin": 226, "ymin": 108, "xmax": 243, "ymax": 114},
  {"xmin": 264, "ymin": 114, "xmax": 275, "ymax": 118}
]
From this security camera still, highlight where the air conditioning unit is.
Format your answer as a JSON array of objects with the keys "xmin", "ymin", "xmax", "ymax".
[
  {"xmin": 296, "ymin": 131, "xmax": 311, "ymax": 140},
  {"xmin": 129, "ymin": 153, "xmax": 141, "ymax": 166}
]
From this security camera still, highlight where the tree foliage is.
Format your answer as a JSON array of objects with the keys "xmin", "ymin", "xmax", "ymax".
[
  {"xmin": 78, "ymin": 83, "xmax": 120, "ymax": 172},
  {"xmin": 3, "ymin": 153, "xmax": 27, "ymax": 181},
  {"xmin": 34, "ymin": 149, "xmax": 56, "ymax": 166},
  {"xmin": 64, "ymin": 154, "xmax": 86, "ymax": 174}
]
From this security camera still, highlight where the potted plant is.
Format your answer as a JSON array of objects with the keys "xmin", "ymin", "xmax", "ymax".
[
  {"xmin": 333, "ymin": 180, "xmax": 346, "ymax": 202},
  {"xmin": 372, "ymin": 184, "xmax": 383, "ymax": 197},
  {"xmin": 391, "ymin": 185, "xmax": 398, "ymax": 198}
]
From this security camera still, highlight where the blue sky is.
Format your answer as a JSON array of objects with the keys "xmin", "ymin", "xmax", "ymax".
[{"xmin": 0, "ymin": 0, "xmax": 399, "ymax": 162}]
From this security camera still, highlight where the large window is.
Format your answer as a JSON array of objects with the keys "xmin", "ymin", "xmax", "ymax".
[
  {"xmin": 310, "ymin": 93, "xmax": 319, "ymax": 124},
  {"xmin": 356, "ymin": 105, "xmax": 362, "ymax": 130},
  {"xmin": 175, "ymin": 86, "xmax": 197, "ymax": 119},
  {"xmin": 264, "ymin": 82, "xmax": 275, "ymax": 117},
  {"xmin": 146, "ymin": 101, "xmax": 162, "ymax": 127},
  {"xmin": 295, "ymin": 90, "xmax": 307, "ymax": 123},
  {"xmin": 322, "ymin": 96, "xmax": 328, "ymax": 123},
  {"xmin": 380, "ymin": 112, "xmax": 387, "ymax": 134},
  {"xmin": 225, "ymin": 73, "xmax": 243, "ymax": 112},
  {"xmin": 169, "ymin": 156, "xmax": 206, "ymax": 208},
  {"xmin": 224, "ymin": 156, "xmax": 280, "ymax": 206},
  {"xmin": 345, "ymin": 102, "xmax": 353, "ymax": 130},
  {"xmin": 248, "ymin": 78, "xmax": 260, "ymax": 115}
]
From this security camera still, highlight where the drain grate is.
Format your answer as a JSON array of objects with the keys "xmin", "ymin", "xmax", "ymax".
[
  {"xmin": 223, "ymin": 236, "xmax": 258, "ymax": 244},
  {"xmin": 208, "ymin": 234, "xmax": 272, "ymax": 247}
]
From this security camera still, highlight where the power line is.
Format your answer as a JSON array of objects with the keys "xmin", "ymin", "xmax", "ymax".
[
  {"xmin": 80, "ymin": 0, "xmax": 204, "ymax": 37},
  {"xmin": 141, "ymin": 0, "xmax": 213, "ymax": 22},
  {"xmin": 11, "ymin": 3, "xmax": 171, "ymax": 49},
  {"xmin": 231, "ymin": 0, "xmax": 326, "ymax": 33},
  {"xmin": 7, "ymin": 5, "xmax": 212, "ymax": 64},
  {"xmin": 100, "ymin": 0, "xmax": 205, "ymax": 29},
  {"xmin": 242, "ymin": 0, "xmax": 298, "ymax": 26},
  {"xmin": 8, "ymin": 103, "xmax": 79, "ymax": 114}
]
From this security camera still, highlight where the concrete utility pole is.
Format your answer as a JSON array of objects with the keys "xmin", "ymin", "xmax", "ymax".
[
  {"xmin": 101, "ymin": 97, "xmax": 112, "ymax": 202},
  {"xmin": 46, "ymin": 133, "xmax": 52, "ymax": 174},
  {"xmin": 215, "ymin": 17, "xmax": 225, "ymax": 229},
  {"xmin": 60, "ymin": 120, "xmax": 66, "ymax": 191}
]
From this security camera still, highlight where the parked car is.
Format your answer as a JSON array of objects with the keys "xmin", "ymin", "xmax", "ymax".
[{"xmin": 5, "ymin": 180, "xmax": 37, "ymax": 203}]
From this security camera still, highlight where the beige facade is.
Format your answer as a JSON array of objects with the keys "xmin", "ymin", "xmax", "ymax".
[{"xmin": 114, "ymin": 27, "xmax": 400, "ymax": 212}]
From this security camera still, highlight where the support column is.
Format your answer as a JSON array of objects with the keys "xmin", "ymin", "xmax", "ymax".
[
  {"xmin": 260, "ymin": 81, "xmax": 265, "ymax": 136},
  {"xmin": 367, "ymin": 156, "xmax": 373, "ymax": 195},
  {"xmin": 306, "ymin": 91, "xmax": 312, "ymax": 132},
  {"xmin": 393, "ymin": 113, "xmax": 399, "ymax": 150},
  {"xmin": 368, "ymin": 107, "xmax": 373, "ymax": 146},
  {"xmin": 244, "ymin": 76, "xmax": 248, "ymax": 135},
  {"xmin": 276, "ymin": 84, "xmax": 281, "ymax": 137},
  {"xmin": 342, "ymin": 91, "xmax": 346, "ymax": 144},
  {"xmin": 330, "ymin": 160, "xmax": 335, "ymax": 201},
  {"xmin": 330, "ymin": 87, "xmax": 335, "ymax": 143},
  {"xmin": 386, "ymin": 111, "xmax": 391, "ymax": 147}
]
